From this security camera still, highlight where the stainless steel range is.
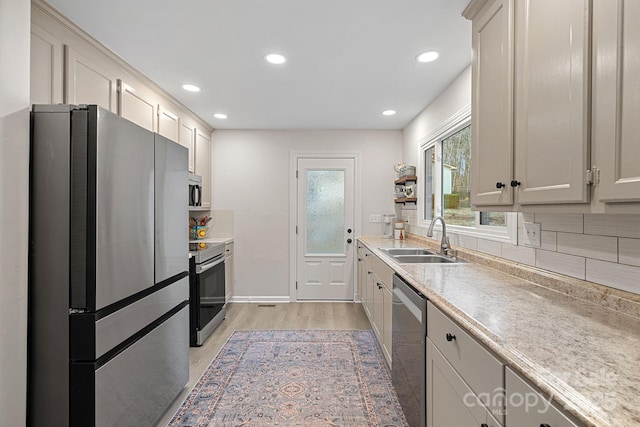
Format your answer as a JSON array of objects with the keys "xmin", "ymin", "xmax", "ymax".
[{"xmin": 189, "ymin": 242, "xmax": 226, "ymax": 346}]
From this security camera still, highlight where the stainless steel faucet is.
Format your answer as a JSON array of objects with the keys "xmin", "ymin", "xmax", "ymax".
[{"xmin": 426, "ymin": 216, "xmax": 452, "ymax": 256}]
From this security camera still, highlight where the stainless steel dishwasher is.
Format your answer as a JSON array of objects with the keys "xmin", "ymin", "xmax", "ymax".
[{"xmin": 392, "ymin": 273, "xmax": 427, "ymax": 427}]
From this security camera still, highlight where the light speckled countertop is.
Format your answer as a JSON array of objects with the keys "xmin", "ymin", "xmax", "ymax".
[
  {"xmin": 358, "ymin": 236, "xmax": 640, "ymax": 427},
  {"xmin": 190, "ymin": 237, "xmax": 234, "ymax": 245}
]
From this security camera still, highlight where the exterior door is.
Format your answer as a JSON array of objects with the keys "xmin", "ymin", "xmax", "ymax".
[{"xmin": 296, "ymin": 158, "xmax": 355, "ymax": 300}]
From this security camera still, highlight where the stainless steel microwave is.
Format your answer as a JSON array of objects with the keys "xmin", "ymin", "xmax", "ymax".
[{"xmin": 189, "ymin": 173, "xmax": 202, "ymax": 207}]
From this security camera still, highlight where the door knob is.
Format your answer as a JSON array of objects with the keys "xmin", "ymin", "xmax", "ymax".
[
  {"xmin": 347, "ymin": 228, "xmax": 352, "ymax": 233},
  {"xmin": 347, "ymin": 238, "xmax": 352, "ymax": 244}
]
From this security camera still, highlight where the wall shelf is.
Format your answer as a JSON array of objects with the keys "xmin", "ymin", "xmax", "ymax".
[
  {"xmin": 394, "ymin": 197, "xmax": 418, "ymax": 204},
  {"xmin": 394, "ymin": 176, "xmax": 418, "ymax": 185}
]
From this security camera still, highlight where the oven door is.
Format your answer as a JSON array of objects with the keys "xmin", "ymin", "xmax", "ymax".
[{"xmin": 194, "ymin": 254, "xmax": 225, "ymax": 332}]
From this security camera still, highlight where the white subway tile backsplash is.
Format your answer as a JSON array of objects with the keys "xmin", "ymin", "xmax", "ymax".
[
  {"xmin": 540, "ymin": 231, "xmax": 557, "ymax": 251},
  {"xmin": 586, "ymin": 259, "xmax": 640, "ymax": 294},
  {"xmin": 584, "ymin": 214, "xmax": 640, "ymax": 238},
  {"xmin": 556, "ymin": 232, "xmax": 618, "ymax": 262},
  {"xmin": 536, "ymin": 250, "xmax": 586, "ymax": 280},
  {"xmin": 534, "ymin": 213, "xmax": 584, "ymax": 233},
  {"xmin": 518, "ymin": 213, "xmax": 535, "ymax": 227},
  {"xmin": 477, "ymin": 238, "xmax": 502, "ymax": 257},
  {"xmin": 456, "ymin": 234, "xmax": 478, "ymax": 251},
  {"xmin": 619, "ymin": 238, "xmax": 640, "ymax": 267},
  {"xmin": 501, "ymin": 243, "xmax": 536, "ymax": 266}
]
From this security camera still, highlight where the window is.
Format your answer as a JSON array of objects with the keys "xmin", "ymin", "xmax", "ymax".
[{"xmin": 420, "ymin": 113, "xmax": 515, "ymax": 242}]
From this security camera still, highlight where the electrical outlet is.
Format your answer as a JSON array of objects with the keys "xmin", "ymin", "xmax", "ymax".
[
  {"xmin": 522, "ymin": 222, "xmax": 541, "ymax": 247},
  {"xmin": 369, "ymin": 214, "xmax": 381, "ymax": 223}
]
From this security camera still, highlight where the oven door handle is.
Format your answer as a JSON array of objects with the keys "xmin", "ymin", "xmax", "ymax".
[{"xmin": 197, "ymin": 256, "xmax": 225, "ymax": 273}]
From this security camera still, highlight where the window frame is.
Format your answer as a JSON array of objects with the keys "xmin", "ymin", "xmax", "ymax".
[{"xmin": 417, "ymin": 107, "xmax": 517, "ymax": 244}]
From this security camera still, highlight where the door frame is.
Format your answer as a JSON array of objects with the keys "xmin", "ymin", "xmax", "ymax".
[{"xmin": 289, "ymin": 152, "xmax": 361, "ymax": 302}]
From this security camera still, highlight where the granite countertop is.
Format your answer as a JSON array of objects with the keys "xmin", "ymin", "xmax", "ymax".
[{"xmin": 358, "ymin": 236, "xmax": 640, "ymax": 427}]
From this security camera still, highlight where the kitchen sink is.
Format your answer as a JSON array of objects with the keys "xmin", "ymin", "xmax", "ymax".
[
  {"xmin": 391, "ymin": 254, "xmax": 468, "ymax": 264},
  {"xmin": 381, "ymin": 248, "xmax": 436, "ymax": 256}
]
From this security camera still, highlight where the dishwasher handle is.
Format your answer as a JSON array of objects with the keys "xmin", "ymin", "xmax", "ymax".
[{"xmin": 392, "ymin": 274, "xmax": 427, "ymax": 324}]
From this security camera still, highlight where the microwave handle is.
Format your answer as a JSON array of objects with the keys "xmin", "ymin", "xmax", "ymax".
[
  {"xmin": 190, "ymin": 185, "xmax": 196, "ymax": 205},
  {"xmin": 196, "ymin": 185, "xmax": 202, "ymax": 206}
]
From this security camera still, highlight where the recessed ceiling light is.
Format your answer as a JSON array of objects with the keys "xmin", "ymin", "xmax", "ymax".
[
  {"xmin": 382, "ymin": 110, "xmax": 396, "ymax": 116},
  {"xmin": 416, "ymin": 51, "xmax": 439, "ymax": 63},
  {"xmin": 265, "ymin": 54, "xmax": 286, "ymax": 65},
  {"xmin": 182, "ymin": 84, "xmax": 201, "ymax": 92},
  {"xmin": 213, "ymin": 113, "xmax": 228, "ymax": 119}
]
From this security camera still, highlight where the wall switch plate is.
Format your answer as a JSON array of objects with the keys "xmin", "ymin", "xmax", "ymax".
[
  {"xmin": 522, "ymin": 222, "xmax": 541, "ymax": 247},
  {"xmin": 369, "ymin": 213, "xmax": 381, "ymax": 223}
]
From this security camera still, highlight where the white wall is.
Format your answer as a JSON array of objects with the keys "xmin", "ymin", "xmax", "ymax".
[
  {"xmin": 211, "ymin": 130, "xmax": 402, "ymax": 300},
  {"xmin": 0, "ymin": 0, "xmax": 31, "ymax": 425},
  {"xmin": 402, "ymin": 65, "xmax": 640, "ymax": 296},
  {"xmin": 402, "ymin": 66, "xmax": 472, "ymax": 166}
]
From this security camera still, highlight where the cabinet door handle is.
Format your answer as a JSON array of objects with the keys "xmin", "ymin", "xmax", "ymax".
[
  {"xmin": 496, "ymin": 182, "xmax": 506, "ymax": 189},
  {"xmin": 377, "ymin": 283, "xmax": 383, "ymax": 289},
  {"xmin": 481, "ymin": 424, "xmax": 489, "ymax": 427},
  {"xmin": 446, "ymin": 333, "xmax": 456, "ymax": 342},
  {"xmin": 540, "ymin": 424, "xmax": 551, "ymax": 427},
  {"xmin": 368, "ymin": 271, "xmax": 373, "ymax": 275},
  {"xmin": 510, "ymin": 180, "xmax": 521, "ymax": 187}
]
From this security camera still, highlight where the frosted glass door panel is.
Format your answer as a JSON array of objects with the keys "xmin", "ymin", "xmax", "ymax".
[{"xmin": 306, "ymin": 170, "xmax": 345, "ymax": 255}]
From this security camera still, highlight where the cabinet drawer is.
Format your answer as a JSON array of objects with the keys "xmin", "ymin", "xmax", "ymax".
[
  {"xmin": 427, "ymin": 301, "xmax": 504, "ymax": 420},
  {"xmin": 225, "ymin": 242, "xmax": 234, "ymax": 257},
  {"xmin": 372, "ymin": 255, "xmax": 393, "ymax": 289},
  {"xmin": 506, "ymin": 368, "xmax": 580, "ymax": 427},
  {"xmin": 358, "ymin": 245, "xmax": 373, "ymax": 267}
]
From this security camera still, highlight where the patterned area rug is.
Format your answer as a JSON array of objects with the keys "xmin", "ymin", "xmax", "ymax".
[{"xmin": 169, "ymin": 330, "xmax": 408, "ymax": 427}]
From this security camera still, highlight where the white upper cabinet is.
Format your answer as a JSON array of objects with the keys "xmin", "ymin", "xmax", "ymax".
[
  {"xmin": 513, "ymin": 0, "xmax": 591, "ymax": 205},
  {"xmin": 30, "ymin": 24, "xmax": 63, "ymax": 105},
  {"xmin": 593, "ymin": 0, "xmax": 640, "ymax": 204},
  {"xmin": 157, "ymin": 103, "xmax": 180, "ymax": 143},
  {"xmin": 179, "ymin": 120, "xmax": 196, "ymax": 173},
  {"xmin": 65, "ymin": 46, "xmax": 118, "ymax": 113},
  {"xmin": 195, "ymin": 128, "xmax": 211, "ymax": 209},
  {"xmin": 465, "ymin": 0, "xmax": 592, "ymax": 210},
  {"xmin": 469, "ymin": 0, "xmax": 515, "ymax": 207},
  {"xmin": 118, "ymin": 79, "xmax": 156, "ymax": 132}
]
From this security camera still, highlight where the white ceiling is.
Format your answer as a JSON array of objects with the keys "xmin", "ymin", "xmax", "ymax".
[{"xmin": 47, "ymin": 0, "xmax": 472, "ymax": 130}]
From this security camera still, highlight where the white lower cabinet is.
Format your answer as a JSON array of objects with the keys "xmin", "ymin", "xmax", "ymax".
[
  {"xmin": 427, "ymin": 301, "xmax": 505, "ymax": 426},
  {"xmin": 224, "ymin": 242, "xmax": 234, "ymax": 303},
  {"xmin": 427, "ymin": 339, "xmax": 502, "ymax": 427},
  {"xmin": 356, "ymin": 242, "xmax": 391, "ymax": 367},
  {"xmin": 505, "ymin": 368, "xmax": 579, "ymax": 427}
]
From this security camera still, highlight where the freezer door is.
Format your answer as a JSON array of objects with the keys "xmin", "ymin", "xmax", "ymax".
[
  {"xmin": 155, "ymin": 134, "xmax": 189, "ymax": 283},
  {"xmin": 92, "ymin": 107, "xmax": 155, "ymax": 310}
]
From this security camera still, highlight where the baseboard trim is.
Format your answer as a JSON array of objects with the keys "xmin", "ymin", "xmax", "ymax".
[{"xmin": 230, "ymin": 296, "xmax": 291, "ymax": 304}]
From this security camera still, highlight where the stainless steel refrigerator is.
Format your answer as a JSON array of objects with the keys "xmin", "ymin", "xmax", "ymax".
[{"xmin": 29, "ymin": 105, "xmax": 189, "ymax": 427}]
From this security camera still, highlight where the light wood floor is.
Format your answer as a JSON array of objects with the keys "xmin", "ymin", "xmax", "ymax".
[{"xmin": 155, "ymin": 302, "xmax": 371, "ymax": 426}]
